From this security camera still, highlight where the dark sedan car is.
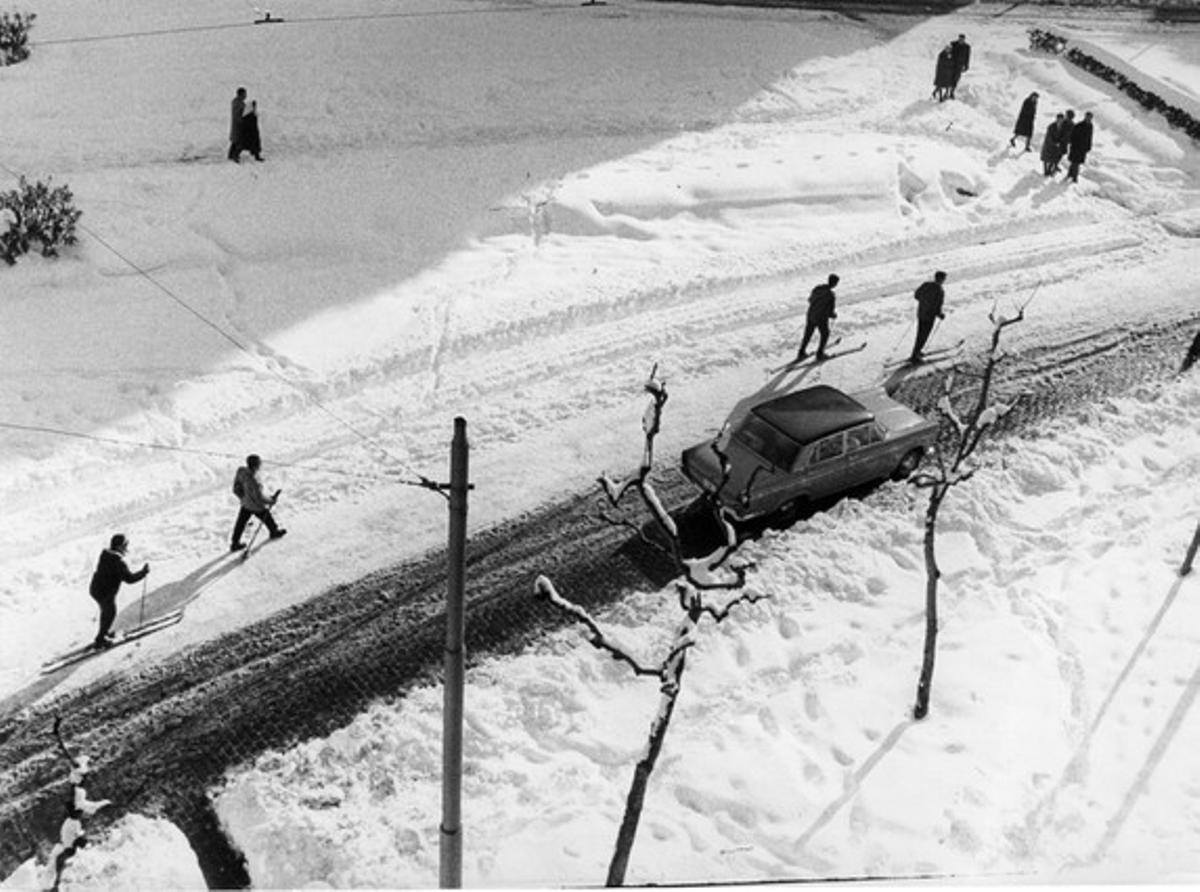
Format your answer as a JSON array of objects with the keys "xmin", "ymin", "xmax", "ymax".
[{"xmin": 682, "ymin": 384, "xmax": 939, "ymax": 522}]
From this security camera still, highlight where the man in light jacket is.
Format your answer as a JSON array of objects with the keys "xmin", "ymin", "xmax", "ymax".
[{"xmin": 231, "ymin": 454, "xmax": 286, "ymax": 551}]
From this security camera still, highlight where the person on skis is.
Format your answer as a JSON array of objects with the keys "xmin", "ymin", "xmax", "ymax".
[
  {"xmin": 910, "ymin": 270, "xmax": 947, "ymax": 363},
  {"xmin": 231, "ymin": 454, "xmax": 286, "ymax": 551},
  {"xmin": 797, "ymin": 273, "xmax": 839, "ymax": 361},
  {"xmin": 89, "ymin": 534, "xmax": 149, "ymax": 649}
]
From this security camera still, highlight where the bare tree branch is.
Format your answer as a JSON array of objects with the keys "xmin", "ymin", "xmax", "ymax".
[{"xmin": 534, "ymin": 576, "xmax": 661, "ymax": 677}]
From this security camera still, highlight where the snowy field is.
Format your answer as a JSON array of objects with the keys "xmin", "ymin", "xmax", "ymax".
[{"xmin": 2, "ymin": 0, "xmax": 1200, "ymax": 886}]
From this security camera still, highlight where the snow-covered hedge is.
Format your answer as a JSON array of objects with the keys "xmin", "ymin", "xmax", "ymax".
[
  {"xmin": 0, "ymin": 9, "xmax": 35, "ymax": 65},
  {"xmin": 0, "ymin": 177, "xmax": 83, "ymax": 265},
  {"xmin": 1029, "ymin": 27, "xmax": 1200, "ymax": 142}
]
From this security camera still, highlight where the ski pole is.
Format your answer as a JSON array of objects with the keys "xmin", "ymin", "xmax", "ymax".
[{"xmin": 139, "ymin": 576, "xmax": 147, "ymax": 626}]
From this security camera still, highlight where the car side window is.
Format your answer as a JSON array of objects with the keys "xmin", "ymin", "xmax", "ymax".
[
  {"xmin": 812, "ymin": 433, "xmax": 844, "ymax": 464},
  {"xmin": 845, "ymin": 423, "xmax": 883, "ymax": 453}
]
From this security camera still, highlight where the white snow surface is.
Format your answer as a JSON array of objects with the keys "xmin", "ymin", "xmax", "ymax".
[{"xmin": 2, "ymin": 0, "xmax": 1200, "ymax": 887}]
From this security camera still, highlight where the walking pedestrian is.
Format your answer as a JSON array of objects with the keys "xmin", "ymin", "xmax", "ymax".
[
  {"xmin": 932, "ymin": 44, "xmax": 955, "ymax": 102},
  {"xmin": 88, "ymin": 534, "xmax": 149, "ymax": 649},
  {"xmin": 1009, "ymin": 91, "xmax": 1038, "ymax": 151},
  {"xmin": 231, "ymin": 454, "xmax": 286, "ymax": 551},
  {"xmin": 797, "ymin": 273, "xmax": 839, "ymax": 361},
  {"xmin": 227, "ymin": 87, "xmax": 262, "ymax": 163},
  {"xmin": 1041, "ymin": 112, "xmax": 1065, "ymax": 176},
  {"xmin": 1066, "ymin": 111, "xmax": 1094, "ymax": 183},
  {"xmin": 242, "ymin": 97, "xmax": 264, "ymax": 162},
  {"xmin": 948, "ymin": 34, "xmax": 971, "ymax": 99},
  {"xmin": 910, "ymin": 271, "xmax": 947, "ymax": 363}
]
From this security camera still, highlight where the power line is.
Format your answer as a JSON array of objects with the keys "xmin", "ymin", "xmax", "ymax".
[
  {"xmin": 0, "ymin": 419, "xmax": 422, "ymax": 485},
  {"xmin": 0, "ymin": 159, "xmax": 441, "ymax": 491}
]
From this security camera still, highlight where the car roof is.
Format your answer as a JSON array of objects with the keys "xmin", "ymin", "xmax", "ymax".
[{"xmin": 750, "ymin": 385, "xmax": 874, "ymax": 445}]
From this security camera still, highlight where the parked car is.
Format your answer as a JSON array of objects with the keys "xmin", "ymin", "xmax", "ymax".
[{"xmin": 682, "ymin": 384, "xmax": 939, "ymax": 523}]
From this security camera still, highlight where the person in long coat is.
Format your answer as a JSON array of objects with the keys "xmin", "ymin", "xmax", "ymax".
[
  {"xmin": 1057, "ymin": 109, "xmax": 1076, "ymax": 162},
  {"xmin": 948, "ymin": 34, "xmax": 971, "ymax": 98},
  {"xmin": 1067, "ymin": 111, "xmax": 1094, "ymax": 183},
  {"xmin": 242, "ymin": 98, "xmax": 264, "ymax": 161},
  {"xmin": 1040, "ymin": 113, "xmax": 1065, "ymax": 176},
  {"xmin": 228, "ymin": 87, "xmax": 248, "ymax": 162},
  {"xmin": 1009, "ymin": 91, "xmax": 1039, "ymax": 151},
  {"xmin": 933, "ymin": 45, "xmax": 956, "ymax": 102}
]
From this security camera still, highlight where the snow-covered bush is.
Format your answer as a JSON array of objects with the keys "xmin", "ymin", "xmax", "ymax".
[
  {"xmin": 0, "ymin": 10, "xmax": 36, "ymax": 65},
  {"xmin": 0, "ymin": 177, "xmax": 83, "ymax": 265}
]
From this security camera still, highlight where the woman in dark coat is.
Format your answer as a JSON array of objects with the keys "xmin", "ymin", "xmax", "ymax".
[
  {"xmin": 1040, "ymin": 113, "xmax": 1064, "ymax": 176},
  {"xmin": 242, "ymin": 99, "xmax": 263, "ymax": 162},
  {"xmin": 1009, "ymin": 91, "xmax": 1038, "ymax": 150},
  {"xmin": 932, "ymin": 45, "xmax": 955, "ymax": 102}
]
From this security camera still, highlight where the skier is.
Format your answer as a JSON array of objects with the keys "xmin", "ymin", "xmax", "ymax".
[
  {"xmin": 948, "ymin": 34, "xmax": 971, "ymax": 99},
  {"xmin": 796, "ymin": 273, "xmax": 839, "ymax": 361},
  {"xmin": 1009, "ymin": 91, "xmax": 1038, "ymax": 151},
  {"xmin": 910, "ymin": 271, "xmax": 947, "ymax": 363},
  {"xmin": 1040, "ymin": 112, "xmax": 1065, "ymax": 176},
  {"xmin": 231, "ymin": 454, "xmax": 286, "ymax": 551},
  {"xmin": 88, "ymin": 534, "xmax": 149, "ymax": 650},
  {"xmin": 1066, "ymin": 111, "xmax": 1094, "ymax": 183}
]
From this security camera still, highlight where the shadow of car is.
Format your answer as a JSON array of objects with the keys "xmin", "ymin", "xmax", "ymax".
[{"xmin": 682, "ymin": 384, "xmax": 938, "ymax": 524}]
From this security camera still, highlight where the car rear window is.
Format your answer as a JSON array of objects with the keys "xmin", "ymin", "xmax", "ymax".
[{"xmin": 734, "ymin": 415, "xmax": 800, "ymax": 468}]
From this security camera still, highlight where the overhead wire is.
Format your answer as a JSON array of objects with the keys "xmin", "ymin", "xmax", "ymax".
[{"xmin": 0, "ymin": 159, "xmax": 441, "ymax": 491}]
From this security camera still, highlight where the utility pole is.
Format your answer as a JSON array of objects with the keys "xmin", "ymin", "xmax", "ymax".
[{"xmin": 440, "ymin": 417, "xmax": 468, "ymax": 888}]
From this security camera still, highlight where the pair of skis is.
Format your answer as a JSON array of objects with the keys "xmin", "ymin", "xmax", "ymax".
[
  {"xmin": 883, "ymin": 339, "xmax": 966, "ymax": 370},
  {"xmin": 768, "ymin": 338, "xmax": 868, "ymax": 373},
  {"xmin": 40, "ymin": 609, "xmax": 184, "ymax": 675}
]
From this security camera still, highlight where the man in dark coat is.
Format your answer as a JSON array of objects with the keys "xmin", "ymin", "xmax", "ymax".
[
  {"xmin": 1009, "ymin": 91, "xmax": 1038, "ymax": 151},
  {"xmin": 910, "ymin": 271, "xmax": 947, "ymax": 363},
  {"xmin": 948, "ymin": 34, "xmax": 971, "ymax": 98},
  {"xmin": 1040, "ymin": 113, "xmax": 1065, "ymax": 176},
  {"xmin": 89, "ymin": 534, "xmax": 149, "ymax": 649},
  {"xmin": 1067, "ymin": 111, "xmax": 1094, "ymax": 183},
  {"xmin": 231, "ymin": 454, "xmax": 286, "ymax": 551},
  {"xmin": 242, "ymin": 97, "xmax": 264, "ymax": 162},
  {"xmin": 229, "ymin": 87, "xmax": 248, "ymax": 162},
  {"xmin": 1057, "ymin": 109, "xmax": 1076, "ymax": 162},
  {"xmin": 797, "ymin": 273, "xmax": 839, "ymax": 361},
  {"xmin": 933, "ymin": 45, "xmax": 955, "ymax": 102}
]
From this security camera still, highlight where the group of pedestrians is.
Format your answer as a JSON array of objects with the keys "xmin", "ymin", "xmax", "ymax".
[
  {"xmin": 932, "ymin": 34, "xmax": 972, "ymax": 102},
  {"xmin": 1009, "ymin": 93, "xmax": 1096, "ymax": 183},
  {"xmin": 796, "ymin": 271, "xmax": 948, "ymax": 366},
  {"xmin": 86, "ymin": 455, "xmax": 285, "ymax": 649}
]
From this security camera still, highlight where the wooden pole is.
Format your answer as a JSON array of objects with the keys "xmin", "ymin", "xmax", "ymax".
[
  {"xmin": 1182, "ymin": 520, "xmax": 1200, "ymax": 576},
  {"xmin": 440, "ymin": 417, "xmax": 468, "ymax": 888}
]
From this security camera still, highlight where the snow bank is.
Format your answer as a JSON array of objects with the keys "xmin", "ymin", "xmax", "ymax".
[
  {"xmin": 215, "ymin": 371, "xmax": 1200, "ymax": 887},
  {"xmin": 1, "ymin": 814, "xmax": 205, "ymax": 891}
]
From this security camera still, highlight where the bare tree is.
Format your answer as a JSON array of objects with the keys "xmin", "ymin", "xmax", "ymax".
[
  {"xmin": 910, "ymin": 307, "xmax": 1025, "ymax": 720},
  {"xmin": 534, "ymin": 365, "xmax": 766, "ymax": 886},
  {"xmin": 39, "ymin": 717, "xmax": 112, "ymax": 891}
]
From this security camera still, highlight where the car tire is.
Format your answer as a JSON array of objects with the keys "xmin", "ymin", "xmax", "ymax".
[
  {"xmin": 772, "ymin": 497, "xmax": 809, "ymax": 528},
  {"xmin": 892, "ymin": 449, "xmax": 924, "ymax": 481}
]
